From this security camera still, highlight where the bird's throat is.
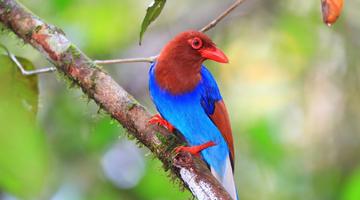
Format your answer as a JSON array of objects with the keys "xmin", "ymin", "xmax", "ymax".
[{"xmin": 154, "ymin": 62, "xmax": 202, "ymax": 95}]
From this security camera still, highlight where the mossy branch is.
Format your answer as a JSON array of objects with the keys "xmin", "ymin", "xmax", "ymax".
[{"xmin": 0, "ymin": 0, "xmax": 232, "ymax": 199}]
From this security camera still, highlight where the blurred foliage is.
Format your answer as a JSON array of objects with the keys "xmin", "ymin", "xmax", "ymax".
[
  {"xmin": 1, "ymin": 0, "xmax": 360, "ymax": 200},
  {"xmin": 342, "ymin": 168, "xmax": 360, "ymax": 200},
  {"xmin": 0, "ymin": 53, "xmax": 49, "ymax": 198}
]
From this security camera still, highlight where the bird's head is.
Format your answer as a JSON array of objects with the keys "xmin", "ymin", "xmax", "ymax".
[
  {"xmin": 155, "ymin": 31, "xmax": 228, "ymax": 94},
  {"xmin": 157, "ymin": 31, "xmax": 228, "ymax": 70}
]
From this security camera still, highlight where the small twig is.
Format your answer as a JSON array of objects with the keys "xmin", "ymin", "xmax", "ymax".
[
  {"xmin": 5, "ymin": 48, "xmax": 156, "ymax": 75},
  {"xmin": 200, "ymin": 0, "xmax": 246, "ymax": 32},
  {"xmin": 94, "ymin": 56, "xmax": 157, "ymax": 65},
  {"xmin": 1, "ymin": 45, "xmax": 56, "ymax": 75},
  {"xmin": 9, "ymin": 53, "xmax": 56, "ymax": 75}
]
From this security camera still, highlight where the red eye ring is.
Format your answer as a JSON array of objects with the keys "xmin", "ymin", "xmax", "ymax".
[{"xmin": 191, "ymin": 37, "xmax": 203, "ymax": 49}]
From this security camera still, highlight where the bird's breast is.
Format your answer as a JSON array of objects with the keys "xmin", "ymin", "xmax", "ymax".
[{"xmin": 153, "ymin": 63, "xmax": 201, "ymax": 95}]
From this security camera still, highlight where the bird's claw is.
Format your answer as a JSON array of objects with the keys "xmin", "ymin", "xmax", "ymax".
[
  {"xmin": 175, "ymin": 141, "xmax": 216, "ymax": 156},
  {"xmin": 148, "ymin": 114, "xmax": 175, "ymax": 132}
]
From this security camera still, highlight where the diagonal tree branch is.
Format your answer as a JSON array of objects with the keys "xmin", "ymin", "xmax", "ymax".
[{"xmin": 0, "ymin": 0, "xmax": 232, "ymax": 199}]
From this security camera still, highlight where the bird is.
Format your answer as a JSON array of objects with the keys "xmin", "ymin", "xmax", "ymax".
[{"xmin": 148, "ymin": 30, "xmax": 237, "ymax": 199}]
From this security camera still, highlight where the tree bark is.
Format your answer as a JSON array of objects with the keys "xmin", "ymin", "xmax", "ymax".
[{"xmin": 0, "ymin": 0, "xmax": 232, "ymax": 199}]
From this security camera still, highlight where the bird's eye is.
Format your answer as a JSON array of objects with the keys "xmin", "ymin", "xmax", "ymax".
[{"xmin": 191, "ymin": 37, "xmax": 203, "ymax": 50}]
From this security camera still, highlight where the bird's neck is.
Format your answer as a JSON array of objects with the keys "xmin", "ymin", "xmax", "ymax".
[{"xmin": 154, "ymin": 56, "xmax": 203, "ymax": 95}]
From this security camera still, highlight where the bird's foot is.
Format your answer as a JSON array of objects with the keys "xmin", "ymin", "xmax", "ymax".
[
  {"xmin": 175, "ymin": 141, "xmax": 216, "ymax": 156},
  {"xmin": 148, "ymin": 114, "xmax": 175, "ymax": 132}
]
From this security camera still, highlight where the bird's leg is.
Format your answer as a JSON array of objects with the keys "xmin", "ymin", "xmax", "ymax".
[
  {"xmin": 175, "ymin": 141, "xmax": 216, "ymax": 156},
  {"xmin": 148, "ymin": 114, "xmax": 175, "ymax": 132}
]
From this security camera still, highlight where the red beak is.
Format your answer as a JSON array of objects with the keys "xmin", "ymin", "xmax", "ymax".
[{"xmin": 199, "ymin": 46, "xmax": 229, "ymax": 63}]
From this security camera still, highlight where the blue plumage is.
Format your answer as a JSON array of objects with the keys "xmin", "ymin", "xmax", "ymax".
[
  {"xmin": 149, "ymin": 62, "xmax": 229, "ymax": 178},
  {"xmin": 148, "ymin": 30, "xmax": 237, "ymax": 199}
]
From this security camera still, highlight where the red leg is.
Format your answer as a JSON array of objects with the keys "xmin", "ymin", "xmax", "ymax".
[
  {"xmin": 148, "ymin": 114, "xmax": 175, "ymax": 132},
  {"xmin": 175, "ymin": 141, "xmax": 216, "ymax": 156}
]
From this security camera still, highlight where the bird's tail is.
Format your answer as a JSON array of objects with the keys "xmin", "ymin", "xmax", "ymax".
[{"xmin": 211, "ymin": 155, "xmax": 238, "ymax": 200}]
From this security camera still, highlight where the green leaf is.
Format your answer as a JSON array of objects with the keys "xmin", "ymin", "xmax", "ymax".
[
  {"xmin": 0, "ymin": 48, "xmax": 49, "ymax": 198},
  {"xmin": 139, "ymin": 0, "xmax": 166, "ymax": 45}
]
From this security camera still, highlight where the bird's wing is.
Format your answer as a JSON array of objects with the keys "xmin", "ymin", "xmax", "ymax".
[{"xmin": 200, "ymin": 67, "xmax": 235, "ymax": 169}]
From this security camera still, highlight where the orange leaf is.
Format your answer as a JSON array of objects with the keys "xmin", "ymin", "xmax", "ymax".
[{"xmin": 321, "ymin": 0, "xmax": 344, "ymax": 26}]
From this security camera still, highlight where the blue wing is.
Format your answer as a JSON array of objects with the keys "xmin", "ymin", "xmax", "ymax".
[{"xmin": 200, "ymin": 68, "xmax": 235, "ymax": 169}]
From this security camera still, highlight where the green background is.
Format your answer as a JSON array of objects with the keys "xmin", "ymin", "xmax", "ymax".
[{"xmin": 1, "ymin": 0, "xmax": 360, "ymax": 199}]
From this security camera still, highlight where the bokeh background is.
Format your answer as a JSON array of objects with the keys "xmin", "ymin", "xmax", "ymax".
[{"xmin": 1, "ymin": 0, "xmax": 360, "ymax": 199}]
